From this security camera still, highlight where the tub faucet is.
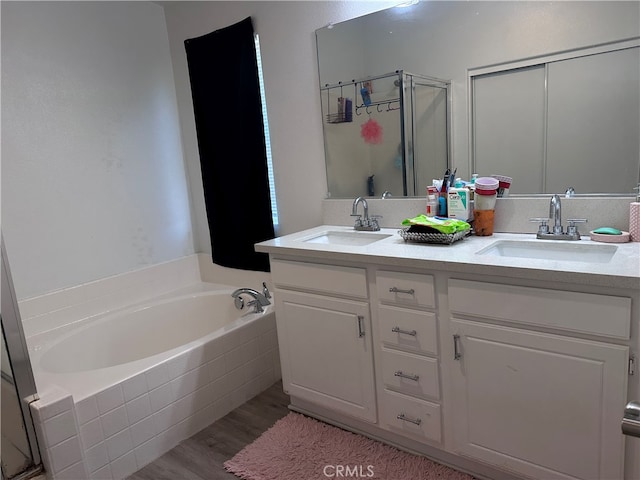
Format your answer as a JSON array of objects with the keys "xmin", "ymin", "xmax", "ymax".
[{"xmin": 231, "ymin": 288, "xmax": 271, "ymax": 313}]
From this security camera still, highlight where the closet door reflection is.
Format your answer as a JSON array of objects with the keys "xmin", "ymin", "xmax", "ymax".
[
  {"xmin": 546, "ymin": 47, "xmax": 640, "ymax": 194},
  {"xmin": 472, "ymin": 45, "xmax": 640, "ymax": 194},
  {"xmin": 473, "ymin": 65, "xmax": 546, "ymax": 194}
]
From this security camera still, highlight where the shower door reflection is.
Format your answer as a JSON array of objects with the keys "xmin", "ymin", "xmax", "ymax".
[
  {"xmin": 1, "ymin": 327, "xmax": 35, "ymax": 478},
  {"xmin": 321, "ymin": 70, "xmax": 450, "ymax": 198},
  {"xmin": 1, "ymin": 238, "xmax": 41, "ymax": 480}
]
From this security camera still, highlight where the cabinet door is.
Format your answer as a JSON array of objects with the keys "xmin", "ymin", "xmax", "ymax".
[
  {"xmin": 275, "ymin": 290, "xmax": 376, "ymax": 422},
  {"xmin": 451, "ymin": 319, "xmax": 628, "ymax": 480}
]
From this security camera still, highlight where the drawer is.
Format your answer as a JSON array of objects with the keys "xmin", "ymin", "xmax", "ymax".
[
  {"xmin": 378, "ymin": 305, "xmax": 438, "ymax": 356},
  {"xmin": 380, "ymin": 348, "xmax": 440, "ymax": 400},
  {"xmin": 271, "ymin": 259, "xmax": 367, "ymax": 299},
  {"xmin": 449, "ymin": 279, "xmax": 631, "ymax": 340},
  {"xmin": 377, "ymin": 271, "xmax": 435, "ymax": 308},
  {"xmin": 379, "ymin": 389, "xmax": 441, "ymax": 444}
]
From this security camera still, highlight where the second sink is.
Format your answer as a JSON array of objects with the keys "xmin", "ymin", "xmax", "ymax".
[{"xmin": 476, "ymin": 240, "xmax": 618, "ymax": 263}]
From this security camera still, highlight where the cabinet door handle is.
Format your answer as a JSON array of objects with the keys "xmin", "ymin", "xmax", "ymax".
[
  {"xmin": 389, "ymin": 287, "xmax": 415, "ymax": 295},
  {"xmin": 392, "ymin": 326, "xmax": 417, "ymax": 336},
  {"xmin": 357, "ymin": 315, "xmax": 365, "ymax": 337},
  {"xmin": 394, "ymin": 371, "xmax": 420, "ymax": 381},
  {"xmin": 396, "ymin": 413, "xmax": 422, "ymax": 426},
  {"xmin": 453, "ymin": 334, "xmax": 462, "ymax": 360}
]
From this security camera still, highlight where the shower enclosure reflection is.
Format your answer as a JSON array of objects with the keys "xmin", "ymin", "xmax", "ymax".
[
  {"xmin": 1, "ymin": 330, "xmax": 34, "ymax": 478},
  {"xmin": 1, "ymin": 239, "xmax": 41, "ymax": 480},
  {"xmin": 321, "ymin": 70, "xmax": 450, "ymax": 198}
]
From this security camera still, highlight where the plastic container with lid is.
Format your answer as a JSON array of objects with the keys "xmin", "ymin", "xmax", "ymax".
[
  {"xmin": 474, "ymin": 177, "xmax": 498, "ymax": 210},
  {"xmin": 474, "ymin": 176, "xmax": 499, "ymax": 194}
]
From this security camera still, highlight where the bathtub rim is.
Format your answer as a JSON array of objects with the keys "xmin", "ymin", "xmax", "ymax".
[{"xmin": 27, "ymin": 282, "xmax": 275, "ymax": 402}]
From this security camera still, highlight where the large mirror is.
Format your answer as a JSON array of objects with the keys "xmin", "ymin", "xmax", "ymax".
[{"xmin": 316, "ymin": 1, "xmax": 640, "ymax": 197}]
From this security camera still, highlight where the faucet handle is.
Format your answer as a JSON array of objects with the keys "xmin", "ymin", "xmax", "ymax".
[
  {"xmin": 369, "ymin": 215, "xmax": 382, "ymax": 231},
  {"xmin": 262, "ymin": 282, "xmax": 271, "ymax": 299},
  {"xmin": 529, "ymin": 217, "xmax": 550, "ymax": 234},
  {"xmin": 566, "ymin": 218, "xmax": 587, "ymax": 236}
]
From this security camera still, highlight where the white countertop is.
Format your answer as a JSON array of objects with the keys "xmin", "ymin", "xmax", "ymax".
[{"xmin": 256, "ymin": 225, "xmax": 640, "ymax": 290}]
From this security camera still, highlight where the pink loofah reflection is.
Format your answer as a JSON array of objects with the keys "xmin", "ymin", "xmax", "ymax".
[{"xmin": 361, "ymin": 118, "xmax": 383, "ymax": 144}]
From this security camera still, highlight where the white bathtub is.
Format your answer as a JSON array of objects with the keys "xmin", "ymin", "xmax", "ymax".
[{"xmin": 27, "ymin": 281, "xmax": 281, "ymax": 480}]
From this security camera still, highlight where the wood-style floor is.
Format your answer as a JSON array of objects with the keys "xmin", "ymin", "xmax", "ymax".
[{"xmin": 126, "ymin": 381, "xmax": 290, "ymax": 480}]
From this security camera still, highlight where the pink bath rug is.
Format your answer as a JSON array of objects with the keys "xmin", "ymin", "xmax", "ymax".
[{"xmin": 224, "ymin": 412, "xmax": 475, "ymax": 480}]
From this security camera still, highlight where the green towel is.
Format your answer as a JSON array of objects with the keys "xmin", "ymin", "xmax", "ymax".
[{"xmin": 402, "ymin": 215, "xmax": 471, "ymax": 234}]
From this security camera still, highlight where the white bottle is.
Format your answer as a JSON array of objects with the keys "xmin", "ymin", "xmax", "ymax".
[{"xmin": 426, "ymin": 186, "xmax": 438, "ymax": 217}]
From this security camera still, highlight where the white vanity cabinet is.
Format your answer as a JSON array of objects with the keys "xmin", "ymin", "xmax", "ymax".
[
  {"xmin": 375, "ymin": 271, "xmax": 443, "ymax": 444},
  {"xmin": 270, "ymin": 258, "xmax": 377, "ymax": 423},
  {"xmin": 448, "ymin": 279, "xmax": 631, "ymax": 480},
  {"xmin": 258, "ymin": 227, "xmax": 640, "ymax": 480}
]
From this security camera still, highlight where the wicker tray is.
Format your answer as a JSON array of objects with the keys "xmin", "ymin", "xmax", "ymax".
[{"xmin": 398, "ymin": 227, "xmax": 470, "ymax": 245}]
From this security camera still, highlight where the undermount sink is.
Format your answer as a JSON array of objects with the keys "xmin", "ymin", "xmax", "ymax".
[
  {"xmin": 476, "ymin": 239, "xmax": 618, "ymax": 263},
  {"xmin": 303, "ymin": 230, "xmax": 392, "ymax": 246}
]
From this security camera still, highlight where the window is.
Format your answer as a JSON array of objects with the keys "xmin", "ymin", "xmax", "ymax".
[{"xmin": 255, "ymin": 34, "xmax": 279, "ymax": 230}]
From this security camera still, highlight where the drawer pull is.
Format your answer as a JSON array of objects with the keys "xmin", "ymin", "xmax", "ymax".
[
  {"xmin": 389, "ymin": 287, "xmax": 415, "ymax": 295},
  {"xmin": 357, "ymin": 315, "xmax": 365, "ymax": 338},
  {"xmin": 396, "ymin": 413, "xmax": 422, "ymax": 426},
  {"xmin": 453, "ymin": 334, "xmax": 461, "ymax": 360},
  {"xmin": 392, "ymin": 326, "xmax": 417, "ymax": 336},
  {"xmin": 394, "ymin": 371, "xmax": 419, "ymax": 382}
]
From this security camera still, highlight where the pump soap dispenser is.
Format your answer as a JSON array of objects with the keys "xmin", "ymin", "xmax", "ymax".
[{"xmin": 631, "ymin": 184, "xmax": 640, "ymax": 242}]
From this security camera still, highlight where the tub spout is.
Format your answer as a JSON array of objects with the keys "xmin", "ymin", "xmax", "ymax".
[{"xmin": 231, "ymin": 288, "xmax": 271, "ymax": 313}]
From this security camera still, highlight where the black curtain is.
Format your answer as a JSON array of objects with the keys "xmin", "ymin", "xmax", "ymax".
[{"xmin": 184, "ymin": 17, "xmax": 274, "ymax": 272}]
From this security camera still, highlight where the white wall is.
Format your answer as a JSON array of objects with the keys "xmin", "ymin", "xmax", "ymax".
[
  {"xmin": 1, "ymin": 0, "xmax": 394, "ymax": 300},
  {"xmin": 161, "ymin": 0, "xmax": 398, "ymax": 253},
  {"xmin": 2, "ymin": 2, "xmax": 192, "ymax": 299}
]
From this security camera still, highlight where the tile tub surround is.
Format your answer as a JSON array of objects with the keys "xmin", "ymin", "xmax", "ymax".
[
  {"xmin": 21, "ymin": 254, "xmax": 281, "ymax": 480},
  {"xmin": 323, "ymin": 196, "xmax": 634, "ymax": 234},
  {"xmin": 19, "ymin": 254, "xmax": 274, "ymax": 340},
  {"xmin": 19, "ymin": 255, "xmax": 203, "ymax": 339},
  {"xmin": 31, "ymin": 316, "xmax": 280, "ymax": 480}
]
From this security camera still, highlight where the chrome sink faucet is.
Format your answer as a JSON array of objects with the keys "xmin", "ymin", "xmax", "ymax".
[
  {"xmin": 550, "ymin": 194, "xmax": 563, "ymax": 235},
  {"xmin": 530, "ymin": 194, "xmax": 586, "ymax": 241},
  {"xmin": 351, "ymin": 196, "xmax": 381, "ymax": 231},
  {"xmin": 231, "ymin": 285, "xmax": 271, "ymax": 313}
]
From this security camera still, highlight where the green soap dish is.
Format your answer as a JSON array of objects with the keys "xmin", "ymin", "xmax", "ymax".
[{"xmin": 592, "ymin": 227, "xmax": 622, "ymax": 235}]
